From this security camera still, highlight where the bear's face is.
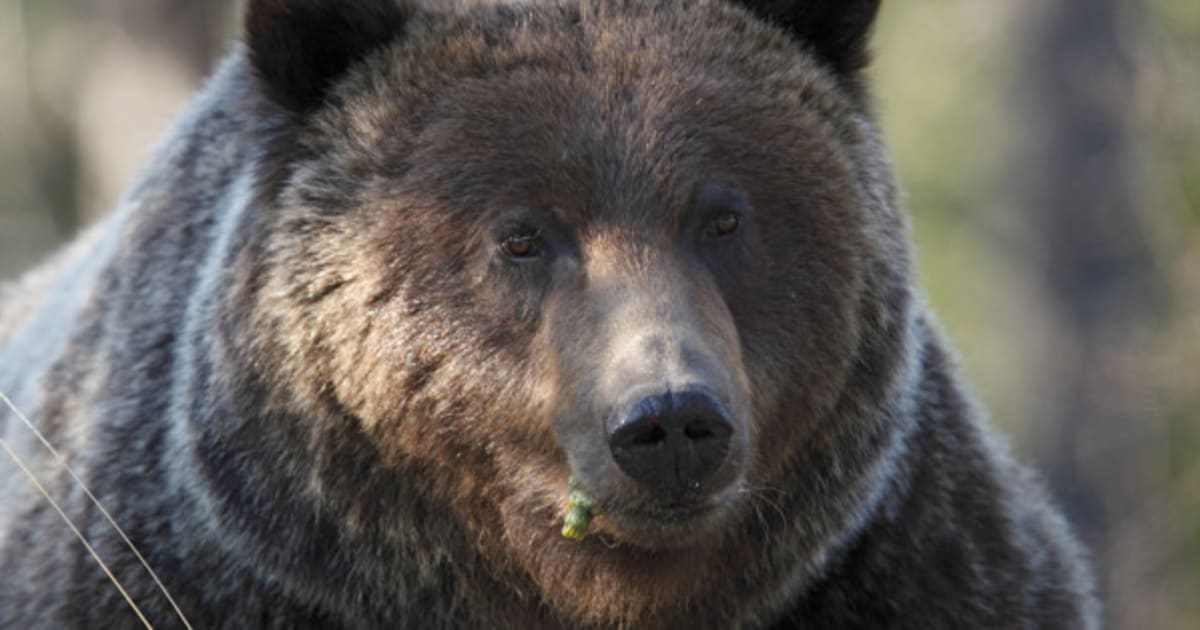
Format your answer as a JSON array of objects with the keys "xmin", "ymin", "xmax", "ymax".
[{"xmin": 237, "ymin": 0, "xmax": 906, "ymax": 623}]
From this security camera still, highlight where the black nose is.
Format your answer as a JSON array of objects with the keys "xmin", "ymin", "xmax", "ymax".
[{"xmin": 608, "ymin": 389, "xmax": 734, "ymax": 498}]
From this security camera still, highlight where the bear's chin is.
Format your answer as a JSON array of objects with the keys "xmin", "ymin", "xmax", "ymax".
[{"xmin": 507, "ymin": 507, "xmax": 752, "ymax": 627}]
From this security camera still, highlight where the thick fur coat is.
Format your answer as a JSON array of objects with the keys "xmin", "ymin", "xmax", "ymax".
[{"xmin": 0, "ymin": 1, "xmax": 1097, "ymax": 627}]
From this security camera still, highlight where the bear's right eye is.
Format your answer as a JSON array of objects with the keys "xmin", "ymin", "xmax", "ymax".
[
  {"xmin": 710, "ymin": 212, "xmax": 741, "ymax": 238},
  {"xmin": 500, "ymin": 229, "xmax": 543, "ymax": 260}
]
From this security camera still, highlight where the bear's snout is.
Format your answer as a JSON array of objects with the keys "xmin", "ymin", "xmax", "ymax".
[
  {"xmin": 548, "ymin": 243, "xmax": 753, "ymax": 543},
  {"xmin": 608, "ymin": 388, "xmax": 734, "ymax": 503}
]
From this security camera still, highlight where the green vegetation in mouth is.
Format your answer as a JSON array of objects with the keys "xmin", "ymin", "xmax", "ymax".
[{"xmin": 561, "ymin": 476, "xmax": 597, "ymax": 541}]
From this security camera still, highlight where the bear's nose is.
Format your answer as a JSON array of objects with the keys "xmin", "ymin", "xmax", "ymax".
[{"xmin": 608, "ymin": 389, "xmax": 734, "ymax": 499}]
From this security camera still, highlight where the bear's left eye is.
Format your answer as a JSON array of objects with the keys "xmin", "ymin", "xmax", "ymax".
[
  {"xmin": 710, "ymin": 212, "xmax": 741, "ymax": 238},
  {"xmin": 695, "ymin": 181, "xmax": 750, "ymax": 242},
  {"xmin": 500, "ymin": 229, "xmax": 543, "ymax": 260}
]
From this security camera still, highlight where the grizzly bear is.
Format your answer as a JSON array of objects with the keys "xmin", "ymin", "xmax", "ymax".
[{"xmin": 0, "ymin": 0, "xmax": 1098, "ymax": 627}]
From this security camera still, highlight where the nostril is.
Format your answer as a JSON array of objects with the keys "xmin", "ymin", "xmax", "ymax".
[
  {"xmin": 630, "ymin": 424, "xmax": 668, "ymax": 446},
  {"xmin": 683, "ymin": 420, "xmax": 715, "ymax": 440}
]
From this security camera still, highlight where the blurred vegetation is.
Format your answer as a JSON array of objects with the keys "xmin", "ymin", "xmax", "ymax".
[
  {"xmin": 0, "ymin": 1, "xmax": 1197, "ymax": 628},
  {"xmin": 874, "ymin": 2, "xmax": 1200, "ymax": 627}
]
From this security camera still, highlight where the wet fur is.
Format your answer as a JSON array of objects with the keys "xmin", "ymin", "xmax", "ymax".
[{"xmin": 0, "ymin": 1, "xmax": 1097, "ymax": 627}]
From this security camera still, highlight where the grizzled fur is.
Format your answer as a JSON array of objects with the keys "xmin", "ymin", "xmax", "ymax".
[{"xmin": 0, "ymin": 0, "xmax": 1097, "ymax": 628}]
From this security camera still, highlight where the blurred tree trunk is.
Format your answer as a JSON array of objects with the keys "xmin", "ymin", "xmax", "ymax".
[
  {"xmin": 22, "ymin": 0, "xmax": 232, "ymax": 234},
  {"xmin": 1014, "ymin": 0, "xmax": 1166, "ymax": 626},
  {"xmin": 95, "ymin": 0, "xmax": 233, "ymax": 78}
]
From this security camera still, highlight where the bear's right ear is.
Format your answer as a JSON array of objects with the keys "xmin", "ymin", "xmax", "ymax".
[
  {"xmin": 245, "ymin": 0, "xmax": 412, "ymax": 113},
  {"xmin": 731, "ymin": 0, "xmax": 882, "ymax": 76}
]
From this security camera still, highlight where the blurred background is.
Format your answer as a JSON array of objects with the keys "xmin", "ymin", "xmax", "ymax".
[{"xmin": 0, "ymin": 1, "xmax": 1196, "ymax": 627}]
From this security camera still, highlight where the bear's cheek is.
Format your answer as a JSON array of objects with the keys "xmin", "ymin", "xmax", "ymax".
[
  {"xmin": 628, "ymin": 166, "xmax": 868, "ymax": 486},
  {"xmin": 729, "ymin": 237, "xmax": 868, "ymax": 483}
]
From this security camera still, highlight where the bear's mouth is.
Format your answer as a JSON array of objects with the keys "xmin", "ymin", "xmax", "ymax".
[
  {"xmin": 620, "ymin": 500, "xmax": 718, "ymax": 523},
  {"xmin": 588, "ymin": 495, "xmax": 733, "ymax": 549}
]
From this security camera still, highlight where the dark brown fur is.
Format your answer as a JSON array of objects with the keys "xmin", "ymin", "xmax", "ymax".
[{"xmin": 0, "ymin": 1, "xmax": 1096, "ymax": 627}]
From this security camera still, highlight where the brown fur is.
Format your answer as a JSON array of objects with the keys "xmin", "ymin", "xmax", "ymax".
[{"xmin": 0, "ymin": 1, "xmax": 1096, "ymax": 628}]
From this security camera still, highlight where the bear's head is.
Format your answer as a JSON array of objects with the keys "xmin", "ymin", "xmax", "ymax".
[{"xmin": 210, "ymin": 0, "xmax": 916, "ymax": 625}]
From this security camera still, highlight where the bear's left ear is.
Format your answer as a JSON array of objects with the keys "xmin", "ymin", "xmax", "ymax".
[
  {"xmin": 245, "ymin": 0, "xmax": 412, "ymax": 113},
  {"xmin": 730, "ymin": 0, "xmax": 882, "ymax": 76}
]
